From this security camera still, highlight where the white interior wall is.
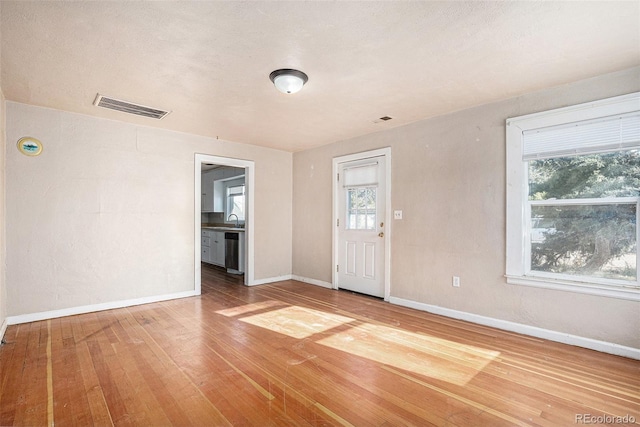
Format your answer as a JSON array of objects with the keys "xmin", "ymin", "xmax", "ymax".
[
  {"xmin": 292, "ymin": 67, "xmax": 640, "ymax": 349},
  {"xmin": 3, "ymin": 66, "xmax": 638, "ymax": 353},
  {"xmin": 5, "ymin": 102, "xmax": 292, "ymax": 318}
]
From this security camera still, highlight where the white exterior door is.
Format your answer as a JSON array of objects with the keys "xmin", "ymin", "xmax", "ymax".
[{"xmin": 337, "ymin": 156, "xmax": 386, "ymax": 297}]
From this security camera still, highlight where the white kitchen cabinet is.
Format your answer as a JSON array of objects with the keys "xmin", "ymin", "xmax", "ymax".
[
  {"xmin": 201, "ymin": 246, "xmax": 211, "ymax": 263},
  {"xmin": 201, "ymin": 230, "xmax": 212, "ymax": 263},
  {"xmin": 201, "ymin": 171, "xmax": 216, "ymax": 212},
  {"xmin": 201, "ymin": 229, "xmax": 224, "ymax": 266},
  {"xmin": 202, "ymin": 228, "xmax": 246, "ymax": 273},
  {"xmin": 213, "ymin": 180, "xmax": 224, "ymax": 213},
  {"xmin": 210, "ymin": 231, "xmax": 225, "ymax": 266}
]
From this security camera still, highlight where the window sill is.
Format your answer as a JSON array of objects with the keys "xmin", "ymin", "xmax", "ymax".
[{"xmin": 506, "ymin": 275, "xmax": 640, "ymax": 301}]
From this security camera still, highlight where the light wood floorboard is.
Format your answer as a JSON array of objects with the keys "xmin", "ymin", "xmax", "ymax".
[{"xmin": 1, "ymin": 263, "xmax": 638, "ymax": 426}]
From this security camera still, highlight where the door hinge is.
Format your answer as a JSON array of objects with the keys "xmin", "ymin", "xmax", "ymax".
[
  {"xmin": 337, "ymin": 173, "xmax": 339, "ymax": 181},
  {"xmin": 337, "ymin": 218, "xmax": 339, "ymax": 227},
  {"xmin": 336, "ymin": 265, "xmax": 339, "ymax": 273}
]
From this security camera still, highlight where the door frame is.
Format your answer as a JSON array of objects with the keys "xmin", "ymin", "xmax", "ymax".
[
  {"xmin": 194, "ymin": 153, "xmax": 255, "ymax": 294},
  {"xmin": 332, "ymin": 147, "xmax": 392, "ymax": 300}
]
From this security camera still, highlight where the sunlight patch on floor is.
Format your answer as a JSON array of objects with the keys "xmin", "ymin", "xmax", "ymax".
[
  {"xmin": 235, "ymin": 303, "xmax": 499, "ymax": 386},
  {"xmin": 317, "ymin": 323, "xmax": 500, "ymax": 386},
  {"xmin": 215, "ymin": 300, "xmax": 286, "ymax": 317},
  {"xmin": 239, "ymin": 306, "xmax": 355, "ymax": 339}
]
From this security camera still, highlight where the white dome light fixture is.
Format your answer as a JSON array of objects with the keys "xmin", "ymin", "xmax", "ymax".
[{"xmin": 269, "ymin": 69, "xmax": 309, "ymax": 94}]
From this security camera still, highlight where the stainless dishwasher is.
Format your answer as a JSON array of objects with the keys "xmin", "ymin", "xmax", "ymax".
[{"xmin": 224, "ymin": 232, "xmax": 240, "ymax": 273}]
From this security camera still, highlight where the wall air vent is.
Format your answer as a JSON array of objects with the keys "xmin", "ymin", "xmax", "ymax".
[{"xmin": 93, "ymin": 94, "xmax": 171, "ymax": 120}]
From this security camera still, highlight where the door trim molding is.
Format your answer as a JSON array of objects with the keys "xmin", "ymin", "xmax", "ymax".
[
  {"xmin": 194, "ymin": 154, "xmax": 255, "ymax": 293},
  {"xmin": 332, "ymin": 147, "xmax": 392, "ymax": 300}
]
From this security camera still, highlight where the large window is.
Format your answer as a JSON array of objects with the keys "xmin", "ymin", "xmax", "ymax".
[{"xmin": 506, "ymin": 93, "xmax": 639, "ymax": 300}]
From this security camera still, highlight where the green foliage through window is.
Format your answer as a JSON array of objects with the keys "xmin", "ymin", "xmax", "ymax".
[
  {"xmin": 529, "ymin": 150, "xmax": 640, "ymax": 200},
  {"xmin": 528, "ymin": 150, "xmax": 639, "ymax": 282}
]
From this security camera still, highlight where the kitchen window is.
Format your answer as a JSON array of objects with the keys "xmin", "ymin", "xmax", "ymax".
[
  {"xmin": 505, "ymin": 92, "xmax": 640, "ymax": 301},
  {"xmin": 225, "ymin": 179, "xmax": 245, "ymax": 222}
]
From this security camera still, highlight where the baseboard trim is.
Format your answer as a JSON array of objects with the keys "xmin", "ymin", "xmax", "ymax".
[
  {"xmin": 249, "ymin": 275, "xmax": 293, "ymax": 286},
  {"xmin": 0, "ymin": 318, "xmax": 7, "ymax": 343},
  {"xmin": 7, "ymin": 290, "xmax": 199, "ymax": 326},
  {"xmin": 248, "ymin": 275, "xmax": 333, "ymax": 289},
  {"xmin": 291, "ymin": 275, "xmax": 334, "ymax": 289},
  {"xmin": 389, "ymin": 296, "xmax": 640, "ymax": 360}
]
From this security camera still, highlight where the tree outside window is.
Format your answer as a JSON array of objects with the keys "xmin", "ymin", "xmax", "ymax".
[
  {"xmin": 528, "ymin": 150, "xmax": 638, "ymax": 282},
  {"xmin": 506, "ymin": 92, "xmax": 640, "ymax": 299}
]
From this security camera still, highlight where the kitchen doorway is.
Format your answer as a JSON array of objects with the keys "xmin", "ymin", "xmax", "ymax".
[
  {"xmin": 333, "ymin": 148, "xmax": 391, "ymax": 300},
  {"xmin": 194, "ymin": 154, "xmax": 255, "ymax": 294}
]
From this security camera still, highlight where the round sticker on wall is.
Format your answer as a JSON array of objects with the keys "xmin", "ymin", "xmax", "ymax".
[{"xmin": 17, "ymin": 137, "xmax": 43, "ymax": 156}]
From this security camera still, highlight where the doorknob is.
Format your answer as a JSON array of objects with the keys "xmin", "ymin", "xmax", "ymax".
[{"xmin": 378, "ymin": 232, "xmax": 384, "ymax": 237}]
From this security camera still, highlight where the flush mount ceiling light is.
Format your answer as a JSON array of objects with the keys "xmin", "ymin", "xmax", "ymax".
[{"xmin": 269, "ymin": 69, "xmax": 308, "ymax": 94}]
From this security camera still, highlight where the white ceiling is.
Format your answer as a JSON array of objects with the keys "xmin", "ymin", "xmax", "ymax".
[{"xmin": 1, "ymin": 1, "xmax": 638, "ymax": 152}]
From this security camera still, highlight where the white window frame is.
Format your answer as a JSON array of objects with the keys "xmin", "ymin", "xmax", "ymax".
[
  {"xmin": 224, "ymin": 178, "xmax": 245, "ymax": 224},
  {"xmin": 506, "ymin": 92, "xmax": 640, "ymax": 301}
]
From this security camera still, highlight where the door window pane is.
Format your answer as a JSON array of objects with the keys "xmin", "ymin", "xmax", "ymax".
[{"xmin": 346, "ymin": 187, "xmax": 376, "ymax": 230}]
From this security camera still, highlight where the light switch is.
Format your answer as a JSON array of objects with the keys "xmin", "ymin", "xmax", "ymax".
[{"xmin": 394, "ymin": 210, "xmax": 403, "ymax": 220}]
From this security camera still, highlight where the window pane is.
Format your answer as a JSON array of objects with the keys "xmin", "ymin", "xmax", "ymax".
[
  {"xmin": 225, "ymin": 182, "xmax": 245, "ymax": 222},
  {"xmin": 357, "ymin": 188, "xmax": 367, "ymax": 209},
  {"xmin": 345, "ymin": 186, "xmax": 377, "ymax": 230},
  {"xmin": 366, "ymin": 212, "xmax": 376, "ymax": 229},
  {"xmin": 529, "ymin": 149, "xmax": 640, "ymax": 200},
  {"xmin": 347, "ymin": 189, "xmax": 360, "ymax": 210},
  {"xmin": 364, "ymin": 189, "xmax": 376, "ymax": 209},
  {"xmin": 228, "ymin": 195, "xmax": 244, "ymax": 220},
  {"xmin": 531, "ymin": 203, "xmax": 637, "ymax": 281},
  {"xmin": 348, "ymin": 214, "xmax": 356, "ymax": 229}
]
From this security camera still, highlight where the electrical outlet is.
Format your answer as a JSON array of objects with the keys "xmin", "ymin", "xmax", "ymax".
[
  {"xmin": 452, "ymin": 276, "xmax": 460, "ymax": 287},
  {"xmin": 394, "ymin": 210, "xmax": 403, "ymax": 220}
]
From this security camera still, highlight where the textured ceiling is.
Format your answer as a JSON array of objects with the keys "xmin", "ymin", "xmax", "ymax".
[{"xmin": 1, "ymin": 1, "xmax": 639, "ymax": 152}]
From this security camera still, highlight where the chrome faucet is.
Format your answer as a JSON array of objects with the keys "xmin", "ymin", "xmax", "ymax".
[{"xmin": 227, "ymin": 213, "xmax": 239, "ymax": 228}]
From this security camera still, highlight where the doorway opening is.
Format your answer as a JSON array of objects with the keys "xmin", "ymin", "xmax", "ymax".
[
  {"xmin": 194, "ymin": 154, "xmax": 255, "ymax": 295},
  {"xmin": 333, "ymin": 148, "xmax": 391, "ymax": 300}
]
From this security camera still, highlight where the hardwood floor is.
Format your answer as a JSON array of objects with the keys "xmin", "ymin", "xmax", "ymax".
[{"xmin": 1, "ymin": 264, "xmax": 638, "ymax": 426}]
